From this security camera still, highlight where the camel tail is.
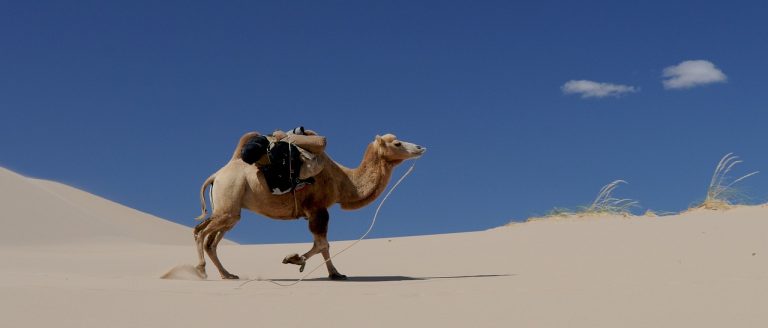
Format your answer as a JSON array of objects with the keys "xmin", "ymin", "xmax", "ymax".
[{"xmin": 195, "ymin": 174, "xmax": 216, "ymax": 221}]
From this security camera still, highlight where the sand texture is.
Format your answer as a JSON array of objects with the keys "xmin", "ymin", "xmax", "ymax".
[{"xmin": 1, "ymin": 167, "xmax": 766, "ymax": 327}]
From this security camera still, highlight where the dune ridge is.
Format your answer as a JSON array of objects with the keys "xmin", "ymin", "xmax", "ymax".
[
  {"xmin": 0, "ymin": 166, "xmax": 766, "ymax": 327},
  {"xmin": 0, "ymin": 167, "xmax": 201, "ymax": 245}
]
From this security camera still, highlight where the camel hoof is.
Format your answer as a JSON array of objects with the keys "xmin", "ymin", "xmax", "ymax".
[
  {"xmin": 282, "ymin": 253, "xmax": 307, "ymax": 272},
  {"xmin": 282, "ymin": 253, "xmax": 304, "ymax": 264},
  {"xmin": 329, "ymin": 273, "xmax": 347, "ymax": 281},
  {"xmin": 195, "ymin": 265, "xmax": 208, "ymax": 280},
  {"xmin": 222, "ymin": 273, "xmax": 240, "ymax": 280}
]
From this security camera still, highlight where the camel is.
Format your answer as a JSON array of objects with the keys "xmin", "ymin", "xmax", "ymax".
[{"xmin": 193, "ymin": 132, "xmax": 426, "ymax": 280}]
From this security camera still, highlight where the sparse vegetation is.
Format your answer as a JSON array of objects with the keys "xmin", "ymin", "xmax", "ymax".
[
  {"xmin": 698, "ymin": 153, "xmax": 759, "ymax": 210},
  {"xmin": 585, "ymin": 180, "xmax": 639, "ymax": 215},
  {"xmin": 511, "ymin": 153, "xmax": 765, "ymax": 226},
  {"xmin": 526, "ymin": 180, "xmax": 639, "ymax": 221}
]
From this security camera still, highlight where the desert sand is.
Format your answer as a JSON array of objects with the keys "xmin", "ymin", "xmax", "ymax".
[{"xmin": 1, "ymin": 166, "xmax": 766, "ymax": 327}]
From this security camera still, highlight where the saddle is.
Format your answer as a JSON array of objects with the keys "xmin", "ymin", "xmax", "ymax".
[{"xmin": 240, "ymin": 127, "xmax": 326, "ymax": 195}]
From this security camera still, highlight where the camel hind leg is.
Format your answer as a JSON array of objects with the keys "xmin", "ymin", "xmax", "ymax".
[
  {"xmin": 194, "ymin": 218, "xmax": 211, "ymax": 242},
  {"xmin": 194, "ymin": 166, "xmax": 247, "ymax": 280},
  {"xmin": 194, "ymin": 219, "xmax": 211, "ymax": 279},
  {"xmin": 196, "ymin": 213, "xmax": 241, "ymax": 279},
  {"xmin": 206, "ymin": 217, "xmax": 240, "ymax": 280}
]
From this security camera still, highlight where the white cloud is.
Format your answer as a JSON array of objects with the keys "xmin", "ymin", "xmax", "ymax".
[
  {"xmin": 561, "ymin": 80, "xmax": 638, "ymax": 98},
  {"xmin": 662, "ymin": 60, "xmax": 727, "ymax": 89}
]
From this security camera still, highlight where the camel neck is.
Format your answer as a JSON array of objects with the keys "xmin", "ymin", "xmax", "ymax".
[{"xmin": 339, "ymin": 143, "xmax": 395, "ymax": 210}]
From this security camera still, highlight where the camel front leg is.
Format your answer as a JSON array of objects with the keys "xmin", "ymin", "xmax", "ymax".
[
  {"xmin": 282, "ymin": 208, "xmax": 347, "ymax": 280},
  {"xmin": 321, "ymin": 248, "xmax": 345, "ymax": 280}
]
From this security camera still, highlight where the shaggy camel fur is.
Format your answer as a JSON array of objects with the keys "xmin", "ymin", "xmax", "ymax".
[{"xmin": 193, "ymin": 133, "xmax": 425, "ymax": 280}]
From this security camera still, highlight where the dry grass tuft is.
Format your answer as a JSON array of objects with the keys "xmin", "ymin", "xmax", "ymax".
[
  {"xmin": 698, "ymin": 153, "xmax": 758, "ymax": 210},
  {"xmin": 525, "ymin": 180, "xmax": 639, "ymax": 221},
  {"xmin": 516, "ymin": 153, "xmax": 761, "ymax": 226},
  {"xmin": 585, "ymin": 180, "xmax": 638, "ymax": 215}
]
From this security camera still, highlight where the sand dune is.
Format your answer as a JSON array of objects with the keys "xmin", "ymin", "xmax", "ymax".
[
  {"xmin": 0, "ymin": 167, "xmax": 199, "ymax": 245},
  {"xmin": 1, "ymin": 167, "xmax": 766, "ymax": 327}
]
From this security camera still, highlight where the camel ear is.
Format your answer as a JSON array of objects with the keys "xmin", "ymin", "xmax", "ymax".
[{"xmin": 375, "ymin": 135, "xmax": 386, "ymax": 146}]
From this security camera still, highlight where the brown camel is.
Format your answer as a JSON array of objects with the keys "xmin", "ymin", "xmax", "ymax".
[{"xmin": 193, "ymin": 132, "xmax": 426, "ymax": 280}]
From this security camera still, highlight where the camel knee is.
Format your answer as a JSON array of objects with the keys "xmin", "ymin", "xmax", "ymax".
[
  {"xmin": 194, "ymin": 218, "xmax": 211, "ymax": 231},
  {"xmin": 194, "ymin": 219, "xmax": 211, "ymax": 241},
  {"xmin": 198, "ymin": 214, "xmax": 238, "ymax": 240},
  {"xmin": 314, "ymin": 239, "xmax": 329, "ymax": 251},
  {"xmin": 204, "ymin": 232, "xmax": 219, "ymax": 251}
]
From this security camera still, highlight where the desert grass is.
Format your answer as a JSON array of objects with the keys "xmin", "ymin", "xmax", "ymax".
[
  {"xmin": 514, "ymin": 153, "xmax": 764, "ymax": 226},
  {"xmin": 697, "ymin": 153, "xmax": 759, "ymax": 210},
  {"xmin": 526, "ymin": 180, "xmax": 638, "ymax": 222},
  {"xmin": 585, "ymin": 180, "xmax": 639, "ymax": 215}
]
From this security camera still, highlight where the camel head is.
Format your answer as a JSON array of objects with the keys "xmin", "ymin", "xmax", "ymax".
[{"xmin": 374, "ymin": 134, "xmax": 426, "ymax": 163}]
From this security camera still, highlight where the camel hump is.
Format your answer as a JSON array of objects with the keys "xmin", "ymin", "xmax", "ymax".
[
  {"xmin": 232, "ymin": 129, "xmax": 327, "ymax": 161},
  {"xmin": 232, "ymin": 131, "xmax": 262, "ymax": 161}
]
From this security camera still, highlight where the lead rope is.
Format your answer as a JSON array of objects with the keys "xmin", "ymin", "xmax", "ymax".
[{"xmin": 237, "ymin": 160, "xmax": 418, "ymax": 289}]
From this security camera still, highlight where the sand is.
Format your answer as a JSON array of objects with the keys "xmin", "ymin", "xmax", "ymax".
[{"xmin": 1, "ymin": 166, "xmax": 766, "ymax": 327}]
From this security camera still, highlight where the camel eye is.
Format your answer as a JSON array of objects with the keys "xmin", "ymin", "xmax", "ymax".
[{"xmin": 393, "ymin": 141, "xmax": 402, "ymax": 147}]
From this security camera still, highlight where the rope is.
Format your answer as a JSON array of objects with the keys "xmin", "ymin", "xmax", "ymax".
[{"xmin": 237, "ymin": 160, "xmax": 417, "ymax": 289}]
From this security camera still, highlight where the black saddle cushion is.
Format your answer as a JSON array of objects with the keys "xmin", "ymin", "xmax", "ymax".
[
  {"xmin": 241, "ymin": 135, "xmax": 270, "ymax": 165},
  {"xmin": 260, "ymin": 141, "xmax": 305, "ymax": 194}
]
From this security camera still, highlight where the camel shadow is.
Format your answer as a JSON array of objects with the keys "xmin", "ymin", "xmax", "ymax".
[{"xmin": 268, "ymin": 274, "xmax": 513, "ymax": 282}]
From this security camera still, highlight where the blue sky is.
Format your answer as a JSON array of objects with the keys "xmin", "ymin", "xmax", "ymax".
[{"xmin": 2, "ymin": 1, "xmax": 767, "ymax": 243}]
